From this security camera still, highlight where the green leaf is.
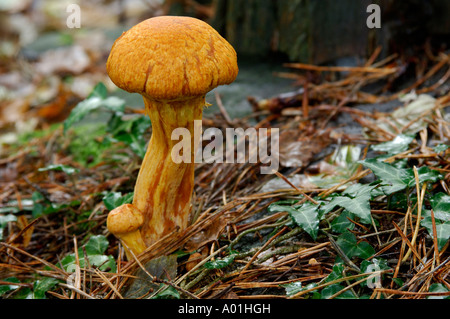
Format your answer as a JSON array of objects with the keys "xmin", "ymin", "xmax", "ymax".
[
  {"xmin": 102, "ymin": 192, "xmax": 134, "ymax": 211},
  {"xmin": 430, "ymin": 192, "xmax": 450, "ymax": 222},
  {"xmin": 331, "ymin": 210, "xmax": 355, "ymax": 233},
  {"xmin": 359, "ymin": 158, "xmax": 410, "ymax": 194},
  {"xmin": 283, "ymin": 282, "xmax": 319, "ymax": 298},
  {"xmin": 406, "ymin": 166, "xmax": 444, "ymax": 187},
  {"xmin": 360, "ymin": 258, "xmax": 390, "ymax": 288},
  {"xmin": 29, "ymin": 192, "xmax": 81, "ymax": 218},
  {"xmin": 0, "ymin": 277, "xmax": 21, "ymax": 297},
  {"xmin": 421, "ymin": 210, "xmax": 450, "ymax": 251},
  {"xmin": 281, "ymin": 281, "xmax": 303, "ymax": 297},
  {"xmin": 60, "ymin": 235, "xmax": 117, "ymax": 273},
  {"xmin": 321, "ymin": 284, "xmax": 357, "ymax": 299},
  {"xmin": 420, "ymin": 192, "xmax": 450, "ymax": 250},
  {"xmin": 336, "ymin": 232, "xmax": 375, "ymax": 259},
  {"xmin": 392, "ymin": 278, "xmax": 404, "ymax": 287},
  {"xmin": 427, "ymin": 283, "xmax": 450, "ymax": 299},
  {"xmin": 388, "ymin": 192, "xmax": 409, "ymax": 210},
  {"xmin": 360, "ymin": 258, "xmax": 389, "ymax": 274},
  {"xmin": 269, "ymin": 202, "xmax": 319, "ymax": 240},
  {"xmin": 63, "ymin": 83, "xmax": 125, "ymax": 133},
  {"xmin": 332, "ymin": 196, "xmax": 371, "ymax": 224},
  {"xmin": 204, "ymin": 254, "xmax": 236, "ymax": 269},
  {"xmin": 67, "ymin": 123, "xmax": 111, "ymax": 167},
  {"xmin": 38, "ymin": 164, "xmax": 79, "ymax": 175},
  {"xmin": 152, "ymin": 285, "xmax": 180, "ymax": 299},
  {"xmin": 83, "ymin": 234, "xmax": 109, "ymax": 255},
  {"xmin": 321, "ymin": 184, "xmax": 373, "ymax": 224},
  {"xmin": 107, "ymin": 113, "xmax": 151, "ymax": 158},
  {"xmin": 371, "ymin": 134, "xmax": 415, "ymax": 154},
  {"xmin": 360, "ymin": 159, "xmax": 443, "ymax": 196},
  {"xmin": 88, "ymin": 82, "xmax": 108, "ymax": 99},
  {"xmin": 323, "ymin": 263, "xmax": 345, "ymax": 283},
  {"xmin": 433, "ymin": 144, "xmax": 449, "ymax": 154},
  {"xmin": 32, "ymin": 277, "xmax": 59, "ymax": 299}
]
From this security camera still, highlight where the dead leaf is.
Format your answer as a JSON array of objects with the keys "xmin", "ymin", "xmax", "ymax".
[
  {"xmin": 185, "ymin": 213, "xmax": 236, "ymax": 251},
  {"xmin": 35, "ymin": 45, "xmax": 91, "ymax": 75},
  {"xmin": 276, "ymin": 129, "xmax": 331, "ymax": 168},
  {"xmin": 16, "ymin": 215, "xmax": 34, "ymax": 248},
  {"xmin": 37, "ymin": 87, "xmax": 73, "ymax": 122}
]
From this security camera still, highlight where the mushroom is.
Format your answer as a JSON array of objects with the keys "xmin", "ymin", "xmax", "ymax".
[
  {"xmin": 106, "ymin": 204, "xmax": 146, "ymax": 260},
  {"xmin": 106, "ymin": 16, "xmax": 238, "ymax": 255}
]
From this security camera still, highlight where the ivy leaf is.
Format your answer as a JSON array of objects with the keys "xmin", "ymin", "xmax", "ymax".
[
  {"xmin": 269, "ymin": 201, "xmax": 320, "ymax": 240},
  {"xmin": 204, "ymin": 254, "xmax": 236, "ymax": 269},
  {"xmin": 427, "ymin": 283, "xmax": 450, "ymax": 299},
  {"xmin": 433, "ymin": 144, "xmax": 449, "ymax": 154},
  {"xmin": 60, "ymin": 235, "xmax": 117, "ymax": 273},
  {"xmin": 360, "ymin": 258, "xmax": 390, "ymax": 288},
  {"xmin": 102, "ymin": 192, "xmax": 134, "ymax": 211},
  {"xmin": 106, "ymin": 113, "xmax": 151, "ymax": 158},
  {"xmin": 281, "ymin": 281, "xmax": 303, "ymax": 297},
  {"xmin": 323, "ymin": 263, "xmax": 345, "ymax": 283},
  {"xmin": 321, "ymin": 184, "xmax": 374, "ymax": 224},
  {"xmin": 331, "ymin": 210, "xmax": 355, "ymax": 233},
  {"xmin": 83, "ymin": 234, "xmax": 109, "ymax": 255},
  {"xmin": 31, "ymin": 277, "xmax": 59, "ymax": 299},
  {"xmin": 152, "ymin": 285, "xmax": 180, "ymax": 299},
  {"xmin": 421, "ymin": 211, "xmax": 450, "ymax": 251},
  {"xmin": 321, "ymin": 284, "xmax": 357, "ymax": 299},
  {"xmin": 326, "ymin": 196, "xmax": 371, "ymax": 224},
  {"xmin": 429, "ymin": 193, "xmax": 450, "ymax": 222},
  {"xmin": 0, "ymin": 277, "xmax": 21, "ymax": 297},
  {"xmin": 388, "ymin": 192, "xmax": 409, "ymax": 210},
  {"xmin": 406, "ymin": 166, "xmax": 444, "ymax": 187},
  {"xmin": 371, "ymin": 134, "xmax": 415, "ymax": 154},
  {"xmin": 87, "ymin": 81, "xmax": 108, "ymax": 99},
  {"xmin": 420, "ymin": 192, "xmax": 450, "ymax": 250},
  {"xmin": 336, "ymin": 232, "xmax": 375, "ymax": 259},
  {"xmin": 358, "ymin": 158, "xmax": 410, "ymax": 194},
  {"xmin": 63, "ymin": 82, "xmax": 125, "ymax": 133},
  {"xmin": 360, "ymin": 159, "xmax": 444, "ymax": 195}
]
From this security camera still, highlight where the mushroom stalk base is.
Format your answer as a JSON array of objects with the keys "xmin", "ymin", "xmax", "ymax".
[{"xmin": 133, "ymin": 96, "xmax": 204, "ymax": 247}]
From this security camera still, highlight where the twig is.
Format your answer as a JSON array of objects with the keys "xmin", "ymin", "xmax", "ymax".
[
  {"xmin": 273, "ymin": 170, "xmax": 318, "ymax": 205},
  {"xmin": 214, "ymin": 91, "xmax": 233, "ymax": 125},
  {"xmin": 290, "ymin": 270, "xmax": 392, "ymax": 298},
  {"xmin": 430, "ymin": 209, "xmax": 441, "ymax": 266},
  {"xmin": 374, "ymin": 288, "xmax": 450, "ymax": 297},
  {"xmin": 241, "ymin": 226, "xmax": 288, "ymax": 272},
  {"xmin": 59, "ymin": 283, "xmax": 97, "ymax": 299},
  {"xmin": 392, "ymin": 222, "xmax": 424, "ymax": 266},
  {"xmin": 403, "ymin": 167, "xmax": 426, "ymax": 262},
  {"xmin": 284, "ymin": 62, "xmax": 397, "ymax": 74}
]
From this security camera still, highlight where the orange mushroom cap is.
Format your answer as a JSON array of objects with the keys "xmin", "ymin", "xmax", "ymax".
[
  {"xmin": 107, "ymin": 204, "xmax": 144, "ymax": 235},
  {"xmin": 106, "ymin": 204, "xmax": 146, "ymax": 258},
  {"xmin": 106, "ymin": 15, "xmax": 238, "ymax": 101}
]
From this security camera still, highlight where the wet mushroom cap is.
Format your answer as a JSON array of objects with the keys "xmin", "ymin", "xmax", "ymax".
[{"xmin": 106, "ymin": 16, "xmax": 238, "ymax": 101}]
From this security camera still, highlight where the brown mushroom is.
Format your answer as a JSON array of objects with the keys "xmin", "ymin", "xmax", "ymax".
[{"xmin": 106, "ymin": 16, "xmax": 238, "ymax": 254}]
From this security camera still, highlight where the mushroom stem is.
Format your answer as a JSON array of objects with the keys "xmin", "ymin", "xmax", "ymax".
[{"xmin": 133, "ymin": 96, "xmax": 204, "ymax": 246}]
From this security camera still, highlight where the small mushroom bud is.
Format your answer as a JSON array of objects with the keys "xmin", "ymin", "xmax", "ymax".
[{"xmin": 107, "ymin": 204, "xmax": 146, "ymax": 260}]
